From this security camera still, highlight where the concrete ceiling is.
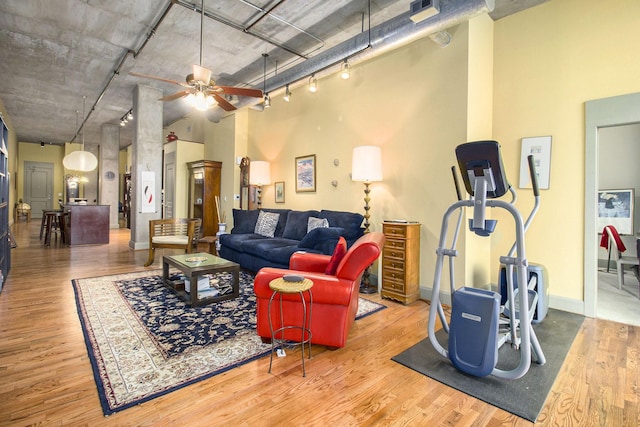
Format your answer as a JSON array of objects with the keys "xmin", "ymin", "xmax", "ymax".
[{"xmin": 0, "ymin": 0, "xmax": 548, "ymax": 149}]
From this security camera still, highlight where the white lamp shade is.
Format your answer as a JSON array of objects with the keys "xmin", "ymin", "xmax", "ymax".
[
  {"xmin": 249, "ymin": 160, "xmax": 271, "ymax": 186},
  {"xmin": 63, "ymin": 150, "xmax": 98, "ymax": 172},
  {"xmin": 352, "ymin": 146, "xmax": 382, "ymax": 182}
]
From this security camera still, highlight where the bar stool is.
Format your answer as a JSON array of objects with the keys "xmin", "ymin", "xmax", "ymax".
[
  {"xmin": 268, "ymin": 276, "xmax": 313, "ymax": 377},
  {"xmin": 43, "ymin": 210, "xmax": 68, "ymax": 246}
]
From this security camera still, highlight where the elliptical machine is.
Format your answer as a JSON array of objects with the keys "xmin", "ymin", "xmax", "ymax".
[{"xmin": 428, "ymin": 141, "xmax": 545, "ymax": 379}]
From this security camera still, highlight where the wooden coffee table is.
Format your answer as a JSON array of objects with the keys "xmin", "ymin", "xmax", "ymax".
[{"xmin": 162, "ymin": 252, "xmax": 240, "ymax": 307}]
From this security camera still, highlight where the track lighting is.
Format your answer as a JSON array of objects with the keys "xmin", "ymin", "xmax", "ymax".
[
  {"xmin": 119, "ymin": 108, "xmax": 133, "ymax": 127},
  {"xmin": 40, "ymin": 141, "xmax": 45, "ymax": 147},
  {"xmin": 309, "ymin": 75, "xmax": 317, "ymax": 93},
  {"xmin": 283, "ymin": 85, "xmax": 291, "ymax": 102},
  {"xmin": 264, "ymin": 93, "xmax": 271, "ymax": 108},
  {"xmin": 340, "ymin": 61, "xmax": 351, "ymax": 80}
]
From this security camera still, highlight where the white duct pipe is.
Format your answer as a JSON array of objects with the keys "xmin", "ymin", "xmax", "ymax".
[{"xmin": 207, "ymin": 0, "xmax": 494, "ymax": 122}]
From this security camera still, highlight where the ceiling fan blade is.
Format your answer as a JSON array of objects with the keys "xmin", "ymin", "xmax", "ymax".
[
  {"xmin": 217, "ymin": 86, "xmax": 263, "ymax": 98},
  {"xmin": 213, "ymin": 94, "xmax": 237, "ymax": 111},
  {"xmin": 160, "ymin": 90, "xmax": 191, "ymax": 102},
  {"xmin": 129, "ymin": 72, "xmax": 188, "ymax": 87}
]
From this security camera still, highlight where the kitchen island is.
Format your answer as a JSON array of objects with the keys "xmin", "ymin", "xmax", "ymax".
[{"xmin": 64, "ymin": 204, "xmax": 110, "ymax": 245}]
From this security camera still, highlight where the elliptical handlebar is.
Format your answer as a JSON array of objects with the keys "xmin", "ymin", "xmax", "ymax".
[{"xmin": 527, "ymin": 155, "xmax": 540, "ymax": 197}]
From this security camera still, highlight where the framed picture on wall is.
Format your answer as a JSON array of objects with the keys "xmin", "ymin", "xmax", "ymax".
[
  {"xmin": 275, "ymin": 181, "xmax": 285, "ymax": 203},
  {"xmin": 597, "ymin": 188, "xmax": 634, "ymax": 235},
  {"xmin": 295, "ymin": 154, "xmax": 316, "ymax": 192}
]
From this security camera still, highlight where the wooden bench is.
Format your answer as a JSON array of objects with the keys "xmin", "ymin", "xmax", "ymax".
[{"xmin": 144, "ymin": 218, "xmax": 202, "ymax": 267}]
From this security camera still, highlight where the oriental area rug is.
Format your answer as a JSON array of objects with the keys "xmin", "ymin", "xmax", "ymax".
[{"xmin": 72, "ymin": 270, "xmax": 385, "ymax": 416}]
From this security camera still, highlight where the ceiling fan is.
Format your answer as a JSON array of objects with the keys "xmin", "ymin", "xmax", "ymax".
[{"xmin": 130, "ymin": 0, "xmax": 262, "ymax": 112}]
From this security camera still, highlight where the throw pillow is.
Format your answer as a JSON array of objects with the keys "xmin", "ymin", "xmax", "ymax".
[
  {"xmin": 231, "ymin": 209, "xmax": 260, "ymax": 234},
  {"xmin": 325, "ymin": 237, "xmax": 347, "ymax": 275},
  {"xmin": 307, "ymin": 216, "xmax": 329, "ymax": 232},
  {"xmin": 298, "ymin": 226, "xmax": 344, "ymax": 252},
  {"xmin": 282, "ymin": 210, "xmax": 319, "ymax": 240},
  {"xmin": 254, "ymin": 211, "xmax": 280, "ymax": 237}
]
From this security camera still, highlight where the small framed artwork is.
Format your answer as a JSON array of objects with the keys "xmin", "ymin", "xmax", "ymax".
[
  {"xmin": 275, "ymin": 181, "xmax": 285, "ymax": 203},
  {"xmin": 597, "ymin": 189, "xmax": 634, "ymax": 235},
  {"xmin": 519, "ymin": 136, "xmax": 552, "ymax": 189},
  {"xmin": 295, "ymin": 154, "xmax": 316, "ymax": 192}
]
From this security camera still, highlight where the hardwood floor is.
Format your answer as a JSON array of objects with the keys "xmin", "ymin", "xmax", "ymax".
[{"xmin": 1, "ymin": 219, "xmax": 639, "ymax": 426}]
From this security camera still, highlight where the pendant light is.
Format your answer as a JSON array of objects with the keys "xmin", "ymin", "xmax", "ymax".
[{"xmin": 63, "ymin": 96, "xmax": 98, "ymax": 172}]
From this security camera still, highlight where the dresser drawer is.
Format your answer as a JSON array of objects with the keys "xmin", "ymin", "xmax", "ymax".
[
  {"xmin": 383, "ymin": 224, "xmax": 408, "ymax": 238},
  {"xmin": 383, "ymin": 268, "xmax": 406, "ymax": 283},
  {"xmin": 383, "ymin": 257, "xmax": 405, "ymax": 271},
  {"xmin": 384, "ymin": 246, "xmax": 406, "ymax": 260},
  {"xmin": 382, "ymin": 276, "xmax": 405, "ymax": 292},
  {"xmin": 385, "ymin": 238, "xmax": 406, "ymax": 251}
]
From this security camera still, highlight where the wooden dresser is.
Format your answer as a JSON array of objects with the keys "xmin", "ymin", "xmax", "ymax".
[{"xmin": 381, "ymin": 222, "xmax": 421, "ymax": 304}]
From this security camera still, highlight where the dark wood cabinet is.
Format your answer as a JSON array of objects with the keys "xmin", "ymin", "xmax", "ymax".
[
  {"xmin": 0, "ymin": 116, "xmax": 9, "ymax": 290},
  {"xmin": 187, "ymin": 160, "xmax": 222, "ymax": 237}
]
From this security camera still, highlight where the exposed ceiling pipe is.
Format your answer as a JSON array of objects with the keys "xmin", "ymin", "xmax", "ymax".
[
  {"xmin": 207, "ymin": 0, "xmax": 494, "ymax": 122},
  {"xmin": 70, "ymin": 0, "xmax": 176, "ymax": 143}
]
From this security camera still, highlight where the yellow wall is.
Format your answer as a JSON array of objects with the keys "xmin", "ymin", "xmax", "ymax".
[
  {"xmin": 492, "ymin": 0, "xmax": 640, "ymax": 305},
  {"xmin": 246, "ymin": 21, "xmax": 472, "ymax": 292}
]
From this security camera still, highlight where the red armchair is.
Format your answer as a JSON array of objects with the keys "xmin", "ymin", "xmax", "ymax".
[{"xmin": 253, "ymin": 232, "xmax": 385, "ymax": 349}]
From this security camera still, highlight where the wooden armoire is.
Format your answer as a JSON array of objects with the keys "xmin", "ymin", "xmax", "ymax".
[{"xmin": 187, "ymin": 160, "xmax": 222, "ymax": 237}]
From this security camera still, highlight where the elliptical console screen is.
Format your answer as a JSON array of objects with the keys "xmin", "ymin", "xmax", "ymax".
[{"xmin": 455, "ymin": 141, "xmax": 510, "ymax": 199}]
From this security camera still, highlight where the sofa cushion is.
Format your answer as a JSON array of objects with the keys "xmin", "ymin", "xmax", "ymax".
[
  {"xmin": 319, "ymin": 210, "xmax": 364, "ymax": 240},
  {"xmin": 261, "ymin": 208, "xmax": 291, "ymax": 237},
  {"xmin": 219, "ymin": 233, "xmax": 268, "ymax": 252},
  {"xmin": 325, "ymin": 236, "xmax": 347, "ymax": 275},
  {"xmin": 255, "ymin": 211, "xmax": 280, "ymax": 237},
  {"xmin": 299, "ymin": 226, "xmax": 345, "ymax": 254},
  {"xmin": 231, "ymin": 209, "xmax": 260, "ymax": 234},
  {"xmin": 241, "ymin": 238, "xmax": 302, "ymax": 266},
  {"xmin": 282, "ymin": 210, "xmax": 319, "ymax": 240}
]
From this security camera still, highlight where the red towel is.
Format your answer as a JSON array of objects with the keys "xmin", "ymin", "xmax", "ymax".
[{"xmin": 600, "ymin": 225, "xmax": 626, "ymax": 253}]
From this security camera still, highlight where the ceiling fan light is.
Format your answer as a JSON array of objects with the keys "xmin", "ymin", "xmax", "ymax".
[
  {"xmin": 184, "ymin": 92, "xmax": 196, "ymax": 107},
  {"xmin": 194, "ymin": 90, "xmax": 208, "ymax": 111},
  {"xmin": 206, "ymin": 94, "xmax": 216, "ymax": 107}
]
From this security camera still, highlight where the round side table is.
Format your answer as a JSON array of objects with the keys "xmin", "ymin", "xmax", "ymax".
[{"xmin": 268, "ymin": 277, "xmax": 313, "ymax": 377}]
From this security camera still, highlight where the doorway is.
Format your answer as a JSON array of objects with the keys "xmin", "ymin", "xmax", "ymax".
[
  {"xmin": 24, "ymin": 161, "xmax": 54, "ymax": 218},
  {"xmin": 596, "ymin": 123, "xmax": 640, "ymax": 326},
  {"xmin": 584, "ymin": 92, "xmax": 640, "ymax": 320}
]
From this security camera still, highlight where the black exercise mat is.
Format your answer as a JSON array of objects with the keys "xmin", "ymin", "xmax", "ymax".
[{"xmin": 391, "ymin": 309, "xmax": 584, "ymax": 422}]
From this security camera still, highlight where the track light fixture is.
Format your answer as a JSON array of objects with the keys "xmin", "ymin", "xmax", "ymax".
[
  {"xmin": 120, "ymin": 108, "xmax": 133, "ymax": 127},
  {"xmin": 283, "ymin": 84, "xmax": 291, "ymax": 102},
  {"xmin": 40, "ymin": 141, "xmax": 45, "ymax": 147},
  {"xmin": 309, "ymin": 75, "xmax": 318, "ymax": 93},
  {"xmin": 340, "ymin": 61, "xmax": 351, "ymax": 80},
  {"xmin": 264, "ymin": 93, "xmax": 271, "ymax": 108}
]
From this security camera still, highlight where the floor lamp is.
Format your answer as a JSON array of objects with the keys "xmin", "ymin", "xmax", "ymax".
[
  {"xmin": 352, "ymin": 146, "xmax": 383, "ymax": 294},
  {"xmin": 249, "ymin": 160, "xmax": 271, "ymax": 208}
]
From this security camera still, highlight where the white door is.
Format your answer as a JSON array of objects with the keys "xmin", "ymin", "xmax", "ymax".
[{"xmin": 24, "ymin": 161, "xmax": 54, "ymax": 218}]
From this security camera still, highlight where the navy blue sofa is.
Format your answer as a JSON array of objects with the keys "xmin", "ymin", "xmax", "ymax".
[{"xmin": 219, "ymin": 208, "xmax": 364, "ymax": 272}]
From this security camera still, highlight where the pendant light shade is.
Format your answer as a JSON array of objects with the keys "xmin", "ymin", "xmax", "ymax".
[
  {"xmin": 63, "ymin": 150, "xmax": 98, "ymax": 172},
  {"xmin": 63, "ymin": 95, "xmax": 98, "ymax": 172}
]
